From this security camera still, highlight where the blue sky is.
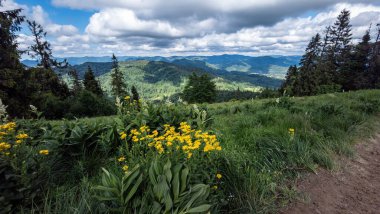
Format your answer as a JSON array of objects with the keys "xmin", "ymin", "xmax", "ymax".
[
  {"xmin": 2, "ymin": 0, "xmax": 380, "ymax": 57},
  {"xmin": 17, "ymin": 0, "xmax": 92, "ymax": 32}
]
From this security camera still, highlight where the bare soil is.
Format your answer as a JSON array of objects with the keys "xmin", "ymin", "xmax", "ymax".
[{"xmin": 281, "ymin": 134, "xmax": 380, "ymax": 214}]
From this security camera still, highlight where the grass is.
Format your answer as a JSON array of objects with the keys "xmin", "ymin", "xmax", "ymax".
[
  {"xmin": 11, "ymin": 89, "xmax": 380, "ymax": 213},
  {"xmin": 205, "ymin": 90, "xmax": 380, "ymax": 212}
]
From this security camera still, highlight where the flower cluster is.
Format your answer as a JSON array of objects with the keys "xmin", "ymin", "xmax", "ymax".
[
  {"xmin": 0, "ymin": 122, "xmax": 16, "ymax": 132},
  {"xmin": 0, "ymin": 121, "xmax": 30, "ymax": 155},
  {"xmin": 120, "ymin": 122, "xmax": 222, "ymax": 159}
]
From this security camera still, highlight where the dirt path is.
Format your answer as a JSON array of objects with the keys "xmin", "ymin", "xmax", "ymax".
[{"xmin": 281, "ymin": 134, "xmax": 380, "ymax": 214}]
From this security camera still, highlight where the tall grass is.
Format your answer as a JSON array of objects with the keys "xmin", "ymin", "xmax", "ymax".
[{"xmin": 207, "ymin": 90, "xmax": 380, "ymax": 212}]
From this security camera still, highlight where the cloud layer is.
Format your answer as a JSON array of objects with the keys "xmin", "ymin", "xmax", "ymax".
[{"xmin": 2, "ymin": 0, "xmax": 380, "ymax": 57}]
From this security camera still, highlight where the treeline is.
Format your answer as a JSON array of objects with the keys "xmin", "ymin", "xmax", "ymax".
[
  {"xmin": 0, "ymin": 3, "xmax": 140, "ymax": 119},
  {"xmin": 281, "ymin": 9, "xmax": 380, "ymax": 96}
]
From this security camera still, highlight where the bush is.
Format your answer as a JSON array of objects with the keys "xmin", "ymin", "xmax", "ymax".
[{"xmin": 65, "ymin": 90, "xmax": 116, "ymax": 118}]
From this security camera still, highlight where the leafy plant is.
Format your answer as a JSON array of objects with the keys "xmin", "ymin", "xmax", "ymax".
[{"xmin": 94, "ymin": 159, "xmax": 212, "ymax": 214}]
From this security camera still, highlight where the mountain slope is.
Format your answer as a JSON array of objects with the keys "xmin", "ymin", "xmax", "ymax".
[
  {"xmin": 23, "ymin": 54, "xmax": 300, "ymax": 78},
  {"xmin": 96, "ymin": 60, "xmax": 269, "ymax": 100}
]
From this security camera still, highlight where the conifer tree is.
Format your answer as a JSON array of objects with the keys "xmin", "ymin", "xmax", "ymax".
[
  {"xmin": 329, "ymin": 9, "xmax": 353, "ymax": 86},
  {"xmin": 182, "ymin": 73, "xmax": 216, "ymax": 103},
  {"xmin": 68, "ymin": 68, "xmax": 82, "ymax": 93},
  {"xmin": 368, "ymin": 24, "xmax": 380, "ymax": 88},
  {"xmin": 344, "ymin": 30, "xmax": 371, "ymax": 90},
  {"xmin": 317, "ymin": 26, "xmax": 336, "ymax": 87},
  {"xmin": 131, "ymin": 85, "xmax": 140, "ymax": 102},
  {"xmin": 0, "ymin": 1, "xmax": 27, "ymax": 117},
  {"xmin": 84, "ymin": 66, "xmax": 103, "ymax": 96},
  {"xmin": 0, "ymin": 0, "xmax": 24, "ymax": 69},
  {"xmin": 111, "ymin": 54, "xmax": 127, "ymax": 97},
  {"xmin": 297, "ymin": 34, "xmax": 322, "ymax": 95},
  {"xmin": 280, "ymin": 65, "xmax": 298, "ymax": 95},
  {"xmin": 131, "ymin": 85, "xmax": 141, "ymax": 110},
  {"xmin": 27, "ymin": 20, "xmax": 67, "ymax": 69}
]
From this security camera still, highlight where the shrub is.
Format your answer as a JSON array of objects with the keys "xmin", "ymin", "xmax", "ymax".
[{"xmin": 94, "ymin": 160, "xmax": 212, "ymax": 213}]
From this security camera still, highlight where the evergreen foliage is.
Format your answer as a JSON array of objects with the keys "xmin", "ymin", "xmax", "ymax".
[
  {"xmin": 68, "ymin": 68, "xmax": 82, "ymax": 93},
  {"xmin": 182, "ymin": 73, "xmax": 216, "ymax": 103},
  {"xmin": 110, "ymin": 54, "xmax": 127, "ymax": 97},
  {"xmin": 27, "ymin": 20, "xmax": 67, "ymax": 69},
  {"xmin": 282, "ymin": 9, "xmax": 380, "ymax": 96},
  {"xmin": 83, "ymin": 66, "xmax": 103, "ymax": 96}
]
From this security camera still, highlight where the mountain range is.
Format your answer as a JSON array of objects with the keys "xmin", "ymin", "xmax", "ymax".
[{"xmin": 22, "ymin": 54, "xmax": 301, "ymax": 100}]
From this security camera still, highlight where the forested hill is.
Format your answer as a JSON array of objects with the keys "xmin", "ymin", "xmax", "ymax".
[
  {"xmin": 71, "ymin": 60, "xmax": 283, "ymax": 101},
  {"xmin": 23, "ymin": 54, "xmax": 300, "ymax": 78}
]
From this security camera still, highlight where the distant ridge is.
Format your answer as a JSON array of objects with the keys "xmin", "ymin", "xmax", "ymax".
[{"xmin": 22, "ymin": 54, "xmax": 300, "ymax": 77}]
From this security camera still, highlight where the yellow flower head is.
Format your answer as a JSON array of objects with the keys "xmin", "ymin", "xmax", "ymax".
[
  {"xmin": 187, "ymin": 152, "xmax": 193, "ymax": 159},
  {"xmin": 216, "ymin": 173, "xmax": 222, "ymax": 179},
  {"xmin": 288, "ymin": 128, "xmax": 295, "ymax": 137},
  {"xmin": 120, "ymin": 131, "xmax": 127, "ymax": 140},
  {"xmin": 124, "ymin": 96, "xmax": 131, "ymax": 100},
  {"xmin": 212, "ymin": 185, "xmax": 218, "ymax": 190},
  {"xmin": 39, "ymin": 150, "xmax": 49, "ymax": 155},
  {"xmin": 122, "ymin": 165, "xmax": 129, "ymax": 172},
  {"xmin": 16, "ymin": 133, "xmax": 28, "ymax": 139},
  {"xmin": 0, "ymin": 142, "xmax": 11, "ymax": 151},
  {"xmin": 16, "ymin": 140, "xmax": 22, "ymax": 144},
  {"xmin": 118, "ymin": 156, "xmax": 126, "ymax": 162}
]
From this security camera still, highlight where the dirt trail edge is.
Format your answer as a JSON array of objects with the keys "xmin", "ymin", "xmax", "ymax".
[{"xmin": 281, "ymin": 134, "xmax": 380, "ymax": 214}]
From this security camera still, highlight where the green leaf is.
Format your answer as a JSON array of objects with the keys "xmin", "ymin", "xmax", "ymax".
[
  {"xmin": 186, "ymin": 204, "xmax": 212, "ymax": 213},
  {"xmin": 180, "ymin": 167, "xmax": 189, "ymax": 193},
  {"xmin": 124, "ymin": 173, "xmax": 143, "ymax": 205}
]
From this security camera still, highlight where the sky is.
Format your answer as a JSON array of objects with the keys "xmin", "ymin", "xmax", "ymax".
[{"xmin": 1, "ymin": 0, "xmax": 380, "ymax": 58}]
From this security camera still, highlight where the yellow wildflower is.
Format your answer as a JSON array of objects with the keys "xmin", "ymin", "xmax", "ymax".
[
  {"xmin": 124, "ymin": 95, "xmax": 131, "ymax": 100},
  {"xmin": 132, "ymin": 136, "xmax": 139, "ymax": 143},
  {"xmin": 212, "ymin": 185, "xmax": 218, "ymax": 190},
  {"xmin": 118, "ymin": 156, "xmax": 126, "ymax": 162},
  {"xmin": 16, "ymin": 133, "xmax": 28, "ymax": 139},
  {"xmin": 0, "ymin": 142, "xmax": 11, "ymax": 151},
  {"xmin": 39, "ymin": 150, "xmax": 49, "ymax": 155},
  {"xmin": 16, "ymin": 140, "xmax": 22, "ymax": 144},
  {"xmin": 120, "ymin": 131, "xmax": 127, "ymax": 140},
  {"xmin": 288, "ymin": 128, "xmax": 295, "ymax": 138},
  {"xmin": 122, "ymin": 165, "xmax": 129, "ymax": 172},
  {"xmin": 187, "ymin": 152, "xmax": 193, "ymax": 159},
  {"xmin": 216, "ymin": 173, "xmax": 222, "ymax": 179}
]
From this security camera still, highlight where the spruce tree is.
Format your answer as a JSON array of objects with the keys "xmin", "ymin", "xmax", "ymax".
[
  {"xmin": 68, "ymin": 68, "xmax": 82, "ymax": 93},
  {"xmin": 280, "ymin": 65, "xmax": 298, "ymax": 95},
  {"xmin": 330, "ymin": 9, "xmax": 353, "ymax": 86},
  {"xmin": 131, "ymin": 85, "xmax": 140, "ymax": 110},
  {"xmin": 297, "ymin": 34, "xmax": 322, "ymax": 95},
  {"xmin": 110, "ymin": 54, "xmax": 127, "ymax": 97},
  {"xmin": 131, "ymin": 85, "xmax": 140, "ymax": 102},
  {"xmin": 0, "ymin": 1, "xmax": 27, "ymax": 117},
  {"xmin": 317, "ymin": 26, "xmax": 336, "ymax": 87},
  {"xmin": 27, "ymin": 20, "xmax": 67, "ymax": 69},
  {"xmin": 368, "ymin": 24, "xmax": 380, "ymax": 88},
  {"xmin": 182, "ymin": 73, "xmax": 216, "ymax": 103},
  {"xmin": 0, "ymin": 0, "xmax": 24, "ymax": 69},
  {"xmin": 344, "ymin": 30, "xmax": 371, "ymax": 90},
  {"xmin": 84, "ymin": 66, "xmax": 103, "ymax": 96}
]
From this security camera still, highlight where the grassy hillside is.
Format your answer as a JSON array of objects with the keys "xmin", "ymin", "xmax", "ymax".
[{"xmin": 5, "ymin": 90, "xmax": 380, "ymax": 213}]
